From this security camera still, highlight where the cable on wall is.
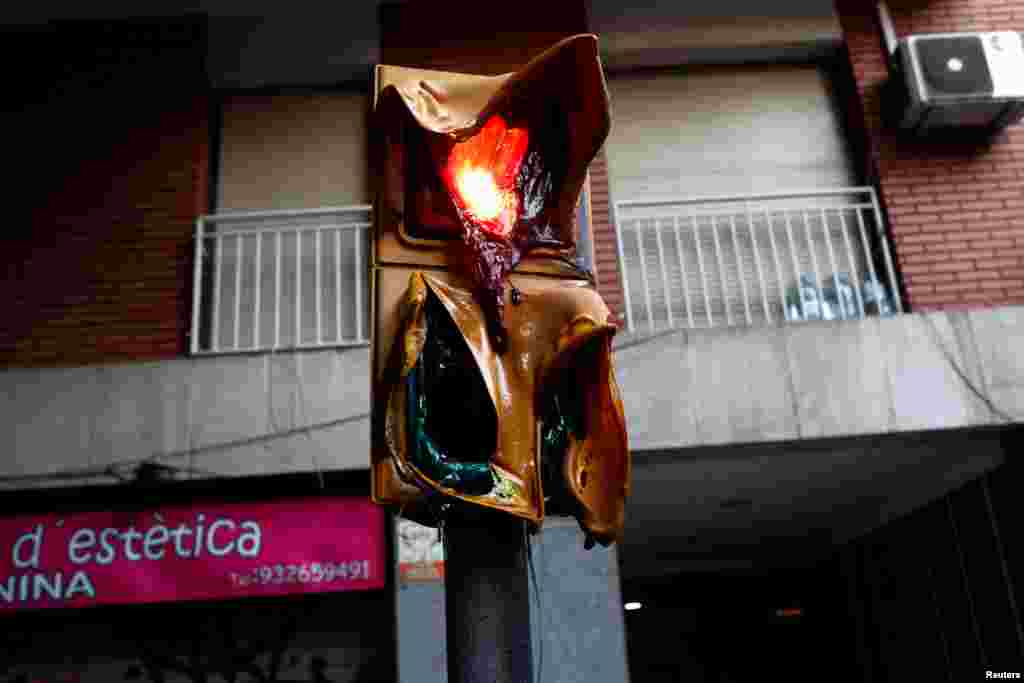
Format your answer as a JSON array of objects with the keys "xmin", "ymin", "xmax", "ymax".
[
  {"xmin": 920, "ymin": 314, "xmax": 1020, "ymax": 424},
  {"xmin": 3, "ymin": 311, "xmax": 1019, "ymax": 489},
  {"xmin": 0, "ymin": 411, "xmax": 370, "ymax": 488}
]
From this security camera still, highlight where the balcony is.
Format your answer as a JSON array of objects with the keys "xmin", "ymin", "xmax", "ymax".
[
  {"xmin": 613, "ymin": 187, "xmax": 904, "ymax": 336},
  {"xmin": 190, "ymin": 205, "xmax": 372, "ymax": 355},
  {"xmin": 4, "ymin": 186, "xmax": 1023, "ymax": 492}
]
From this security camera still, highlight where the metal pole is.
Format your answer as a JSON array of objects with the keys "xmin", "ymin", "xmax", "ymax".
[{"xmin": 444, "ymin": 510, "xmax": 533, "ymax": 683}]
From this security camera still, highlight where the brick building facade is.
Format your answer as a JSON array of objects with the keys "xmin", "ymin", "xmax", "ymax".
[
  {"xmin": 4, "ymin": 18, "xmax": 209, "ymax": 368},
  {"xmin": 836, "ymin": 0, "xmax": 1024, "ymax": 311}
]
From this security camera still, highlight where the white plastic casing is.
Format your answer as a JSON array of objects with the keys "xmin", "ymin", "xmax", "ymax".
[{"xmin": 899, "ymin": 31, "xmax": 1024, "ymax": 131}]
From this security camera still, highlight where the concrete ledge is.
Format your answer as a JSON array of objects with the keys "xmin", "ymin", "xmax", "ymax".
[
  {"xmin": 2, "ymin": 347, "xmax": 371, "ymax": 488},
  {"xmin": 4, "ymin": 306, "xmax": 1023, "ymax": 488},
  {"xmin": 615, "ymin": 306, "xmax": 1024, "ymax": 451}
]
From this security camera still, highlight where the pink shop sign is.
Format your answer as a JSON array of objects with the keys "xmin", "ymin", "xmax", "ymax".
[{"xmin": 0, "ymin": 497, "xmax": 385, "ymax": 612}]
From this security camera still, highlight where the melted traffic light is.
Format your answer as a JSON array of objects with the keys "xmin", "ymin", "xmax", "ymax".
[{"xmin": 371, "ymin": 34, "xmax": 629, "ymax": 547}]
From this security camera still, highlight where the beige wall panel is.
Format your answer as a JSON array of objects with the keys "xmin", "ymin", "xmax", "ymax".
[
  {"xmin": 605, "ymin": 65, "xmax": 856, "ymax": 200},
  {"xmin": 218, "ymin": 93, "xmax": 370, "ymax": 211},
  {"xmin": 598, "ymin": 14, "xmax": 841, "ymax": 66}
]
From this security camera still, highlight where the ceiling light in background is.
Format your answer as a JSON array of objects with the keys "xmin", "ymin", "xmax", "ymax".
[
  {"xmin": 718, "ymin": 496, "xmax": 754, "ymax": 510},
  {"xmin": 624, "ymin": 602, "xmax": 643, "ymax": 611}
]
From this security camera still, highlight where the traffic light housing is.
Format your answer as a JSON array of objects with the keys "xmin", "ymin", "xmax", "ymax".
[{"xmin": 370, "ymin": 35, "xmax": 629, "ymax": 546}]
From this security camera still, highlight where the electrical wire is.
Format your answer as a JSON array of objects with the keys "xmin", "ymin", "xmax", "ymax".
[
  {"xmin": 920, "ymin": 314, "xmax": 1020, "ymax": 423},
  {"xmin": 7, "ymin": 311, "xmax": 1012, "ymax": 489},
  {"xmin": 0, "ymin": 412, "xmax": 370, "ymax": 487},
  {"xmin": 292, "ymin": 351, "xmax": 326, "ymax": 491},
  {"xmin": 612, "ymin": 314, "xmax": 1024, "ymax": 425},
  {"xmin": 2, "ymin": 317, "xmax": 674, "ymax": 488}
]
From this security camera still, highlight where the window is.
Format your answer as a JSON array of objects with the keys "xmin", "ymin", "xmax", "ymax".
[
  {"xmin": 192, "ymin": 92, "xmax": 371, "ymax": 354},
  {"xmin": 606, "ymin": 64, "xmax": 901, "ymax": 332}
]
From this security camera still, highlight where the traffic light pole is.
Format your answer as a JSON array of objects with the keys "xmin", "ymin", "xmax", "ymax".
[{"xmin": 444, "ymin": 510, "xmax": 533, "ymax": 683}]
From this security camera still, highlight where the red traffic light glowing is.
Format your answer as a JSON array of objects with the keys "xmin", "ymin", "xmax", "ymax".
[{"xmin": 441, "ymin": 115, "xmax": 529, "ymax": 239}]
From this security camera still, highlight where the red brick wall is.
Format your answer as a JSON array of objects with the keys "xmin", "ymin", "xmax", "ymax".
[
  {"xmin": 588, "ymin": 148, "xmax": 625, "ymax": 319},
  {"xmin": 2, "ymin": 19, "xmax": 209, "ymax": 368},
  {"xmin": 835, "ymin": 0, "xmax": 1024, "ymax": 311}
]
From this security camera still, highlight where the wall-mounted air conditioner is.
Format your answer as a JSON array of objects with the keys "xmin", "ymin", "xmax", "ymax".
[{"xmin": 894, "ymin": 31, "xmax": 1024, "ymax": 133}]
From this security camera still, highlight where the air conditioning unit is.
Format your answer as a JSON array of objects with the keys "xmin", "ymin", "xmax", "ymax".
[{"xmin": 894, "ymin": 31, "xmax": 1024, "ymax": 133}]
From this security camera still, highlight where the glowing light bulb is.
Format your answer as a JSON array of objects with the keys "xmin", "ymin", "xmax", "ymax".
[
  {"xmin": 456, "ymin": 166, "xmax": 503, "ymax": 221},
  {"xmin": 440, "ymin": 115, "xmax": 528, "ymax": 239}
]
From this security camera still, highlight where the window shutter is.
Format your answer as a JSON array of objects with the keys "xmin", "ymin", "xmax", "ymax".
[
  {"xmin": 218, "ymin": 92, "xmax": 370, "ymax": 211},
  {"xmin": 605, "ymin": 65, "xmax": 865, "ymax": 329}
]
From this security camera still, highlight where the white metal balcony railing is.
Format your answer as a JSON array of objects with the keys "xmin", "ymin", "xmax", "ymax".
[
  {"xmin": 613, "ymin": 187, "xmax": 904, "ymax": 335},
  {"xmin": 191, "ymin": 206, "xmax": 372, "ymax": 355}
]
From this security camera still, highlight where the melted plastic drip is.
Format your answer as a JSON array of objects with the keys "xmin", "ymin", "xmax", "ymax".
[
  {"xmin": 406, "ymin": 293, "xmax": 496, "ymax": 495},
  {"xmin": 457, "ymin": 224, "xmax": 521, "ymax": 351}
]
